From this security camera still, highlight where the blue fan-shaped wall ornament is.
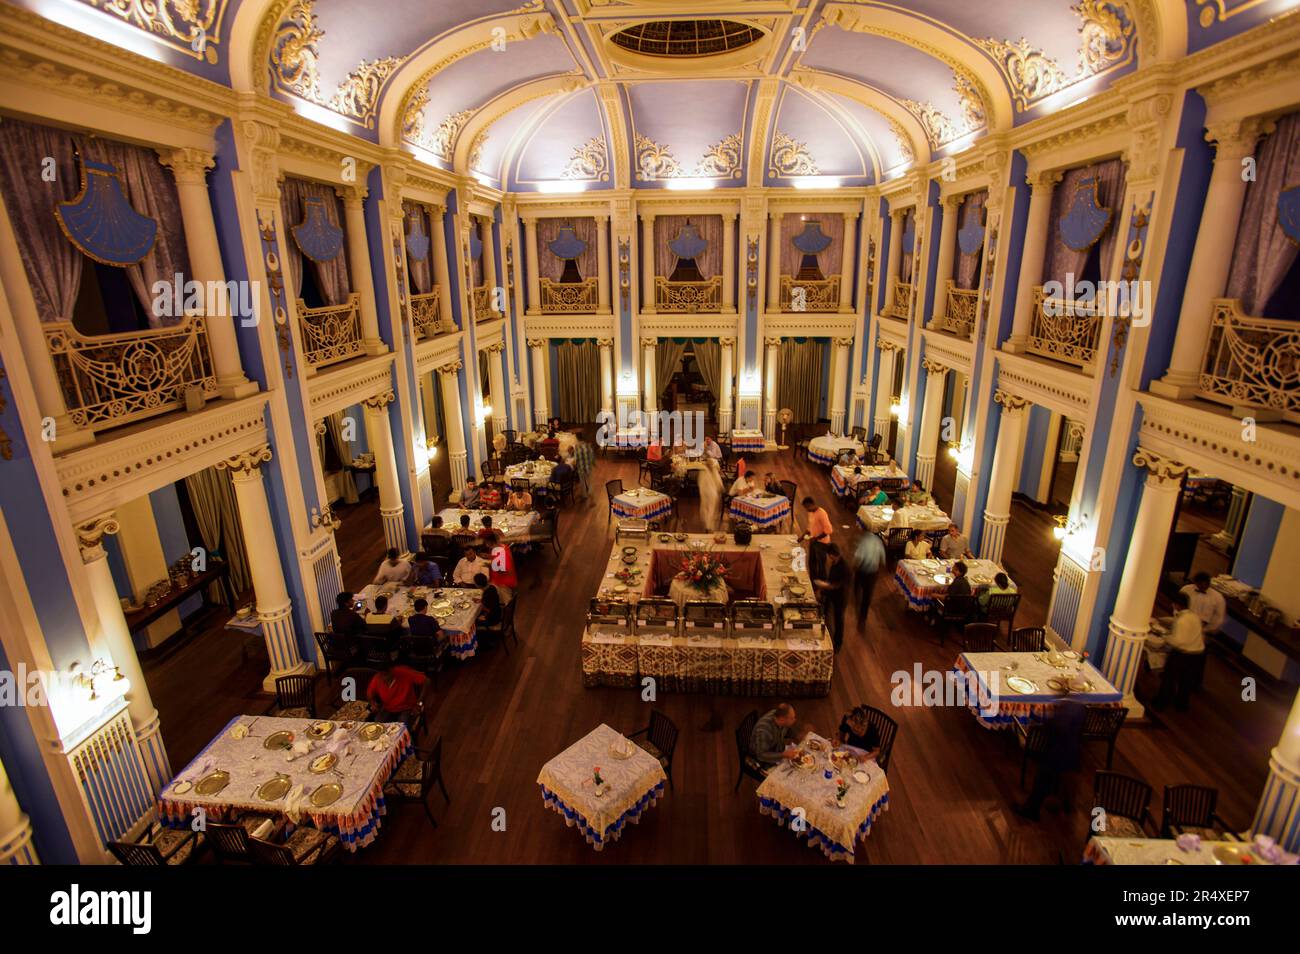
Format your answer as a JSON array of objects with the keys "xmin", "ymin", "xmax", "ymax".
[
  {"xmin": 1279, "ymin": 183, "xmax": 1300, "ymax": 246},
  {"xmin": 668, "ymin": 222, "xmax": 709, "ymax": 260},
  {"xmin": 292, "ymin": 196, "xmax": 344, "ymax": 263},
  {"xmin": 958, "ymin": 204, "xmax": 985, "ymax": 256},
  {"xmin": 547, "ymin": 225, "xmax": 588, "ymax": 260},
  {"xmin": 791, "ymin": 221, "xmax": 833, "ymax": 255},
  {"xmin": 406, "ymin": 214, "xmax": 430, "ymax": 262},
  {"xmin": 1059, "ymin": 176, "xmax": 1112, "ymax": 252},
  {"xmin": 55, "ymin": 158, "xmax": 157, "ymax": 265}
]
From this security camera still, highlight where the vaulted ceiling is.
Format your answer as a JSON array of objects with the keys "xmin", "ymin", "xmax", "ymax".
[{"xmin": 26, "ymin": 0, "xmax": 1292, "ymax": 190}]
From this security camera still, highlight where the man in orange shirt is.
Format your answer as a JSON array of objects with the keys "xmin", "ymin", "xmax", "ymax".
[{"xmin": 800, "ymin": 496, "xmax": 834, "ymax": 579}]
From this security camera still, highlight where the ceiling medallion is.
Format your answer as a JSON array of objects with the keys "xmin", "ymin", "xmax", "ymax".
[
  {"xmin": 562, "ymin": 137, "xmax": 610, "ymax": 181},
  {"xmin": 769, "ymin": 130, "xmax": 818, "ymax": 178}
]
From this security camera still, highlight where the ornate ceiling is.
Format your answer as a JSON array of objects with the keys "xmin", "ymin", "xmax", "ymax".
[{"xmin": 23, "ymin": 0, "xmax": 1295, "ymax": 190}]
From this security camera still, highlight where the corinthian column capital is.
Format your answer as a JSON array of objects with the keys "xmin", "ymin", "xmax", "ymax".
[
  {"xmin": 217, "ymin": 444, "xmax": 274, "ymax": 477},
  {"xmin": 363, "ymin": 390, "xmax": 397, "ymax": 411},
  {"xmin": 993, "ymin": 388, "xmax": 1030, "ymax": 411},
  {"xmin": 157, "ymin": 147, "xmax": 215, "ymax": 185},
  {"xmin": 76, "ymin": 513, "xmax": 121, "ymax": 562},
  {"xmin": 1132, "ymin": 447, "xmax": 1192, "ymax": 484},
  {"xmin": 1205, "ymin": 117, "xmax": 1274, "ymax": 163}
]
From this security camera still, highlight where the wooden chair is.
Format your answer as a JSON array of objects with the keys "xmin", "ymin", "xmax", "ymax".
[
  {"xmin": 733, "ymin": 710, "xmax": 765, "ymax": 792},
  {"xmin": 384, "ymin": 737, "xmax": 451, "ymax": 827},
  {"xmin": 1161, "ymin": 783, "xmax": 1237, "ymax": 840},
  {"xmin": 1081, "ymin": 704, "xmax": 1128, "ymax": 770},
  {"xmin": 550, "ymin": 471, "xmax": 577, "ymax": 507},
  {"xmin": 313, "ymin": 632, "xmax": 355, "ymax": 681},
  {"xmin": 401, "ymin": 632, "xmax": 447, "ymax": 688},
  {"xmin": 962, "ymin": 622, "xmax": 1000, "ymax": 653},
  {"xmin": 850, "ymin": 425, "xmax": 868, "ymax": 443},
  {"xmin": 778, "ymin": 480, "xmax": 798, "ymax": 506},
  {"xmin": 882, "ymin": 527, "xmax": 911, "ymax": 563},
  {"xmin": 357, "ymin": 634, "xmax": 398, "ymax": 669},
  {"xmin": 795, "ymin": 438, "xmax": 810, "ymax": 461},
  {"xmin": 1014, "ymin": 721, "xmax": 1052, "ymax": 788},
  {"xmin": 267, "ymin": 674, "xmax": 316, "ymax": 719},
  {"xmin": 605, "ymin": 478, "xmax": 624, "ymax": 526},
  {"xmin": 1005, "ymin": 626, "xmax": 1046, "ymax": 653},
  {"xmin": 1093, "ymin": 771, "xmax": 1155, "ymax": 838},
  {"xmin": 479, "ymin": 597, "xmax": 519, "ymax": 654},
  {"xmin": 845, "ymin": 704, "xmax": 899, "ymax": 774},
  {"xmin": 481, "ymin": 458, "xmax": 503, "ymax": 478},
  {"xmin": 509, "ymin": 477, "xmax": 532, "ymax": 495},
  {"xmin": 530, "ymin": 508, "xmax": 561, "ymax": 555},
  {"xmin": 929, "ymin": 594, "xmax": 978, "ymax": 645},
  {"xmin": 249, "ymin": 828, "xmax": 341, "ymax": 865},
  {"xmin": 983, "ymin": 592, "xmax": 1021, "ymax": 637},
  {"xmin": 107, "ymin": 823, "xmax": 205, "ymax": 866},
  {"xmin": 206, "ymin": 816, "xmax": 277, "ymax": 864},
  {"xmin": 501, "ymin": 429, "xmax": 518, "ymax": 446},
  {"xmin": 629, "ymin": 710, "xmax": 679, "ymax": 790}
]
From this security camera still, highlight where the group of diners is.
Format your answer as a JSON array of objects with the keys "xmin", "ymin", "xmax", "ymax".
[{"xmin": 748, "ymin": 702, "xmax": 887, "ymax": 771}]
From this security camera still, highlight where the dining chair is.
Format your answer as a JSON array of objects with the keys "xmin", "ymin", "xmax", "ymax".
[
  {"xmin": 962, "ymin": 622, "xmax": 1000, "ymax": 653},
  {"xmin": 605, "ymin": 479, "xmax": 624, "ymax": 526},
  {"xmin": 883, "ymin": 527, "xmax": 911, "ymax": 563},
  {"xmin": 844, "ymin": 704, "xmax": 899, "ymax": 774},
  {"xmin": 249, "ymin": 828, "xmax": 341, "ymax": 865},
  {"xmin": 206, "ymin": 816, "xmax": 277, "ymax": 864},
  {"xmin": 733, "ymin": 710, "xmax": 765, "ymax": 793},
  {"xmin": 1160, "ymin": 783, "xmax": 1237, "ymax": 840},
  {"xmin": 1014, "ymin": 721, "xmax": 1053, "ymax": 789},
  {"xmin": 384, "ymin": 737, "xmax": 451, "ymax": 827},
  {"xmin": 1092, "ymin": 771, "xmax": 1155, "ymax": 838},
  {"xmin": 983, "ymin": 592, "xmax": 1021, "ymax": 639},
  {"xmin": 928, "ymin": 594, "xmax": 978, "ymax": 645},
  {"xmin": 1005, "ymin": 626, "xmax": 1046, "ymax": 653},
  {"xmin": 629, "ymin": 710, "xmax": 679, "ymax": 790},
  {"xmin": 1080, "ymin": 704, "xmax": 1128, "ymax": 770},
  {"xmin": 268, "ymin": 674, "xmax": 317, "ymax": 719},
  {"xmin": 107, "ymin": 822, "xmax": 205, "ymax": 866}
]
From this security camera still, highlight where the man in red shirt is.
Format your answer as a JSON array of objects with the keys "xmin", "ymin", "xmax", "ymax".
[
  {"xmin": 489, "ymin": 540, "xmax": 517, "ymax": 602},
  {"xmin": 366, "ymin": 665, "xmax": 427, "ymax": 724}
]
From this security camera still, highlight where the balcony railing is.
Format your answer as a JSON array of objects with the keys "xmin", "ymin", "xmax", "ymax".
[
  {"xmin": 540, "ymin": 277, "xmax": 598, "ymax": 313},
  {"xmin": 780, "ymin": 275, "xmax": 840, "ymax": 313},
  {"xmin": 1028, "ymin": 286, "xmax": 1103, "ymax": 373},
  {"xmin": 887, "ymin": 280, "xmax": 913, "ymax": 320},
  {"xmin": 938, "ymin": 281, "xmax": 978, "ymax": 339},
  {"xmin": 298, "ymin": 294, "xmax": 362, "ymax": 370},
  {"xmin": 1199, "ymin": 298, "xmax": 1300, "ymax": 423},
  {"xmin": 655, "ymin": 276, "xmax": 721, "ymax": 313},
  {"xmin": 44, "ymin": 316, "xmax": 217, "ymax": 432},
  {"xmin": 472, "ymin": 284, "xmax": 497, "ymax": 322},
  {"xmin": 409, "ymin": 288, "xmax": 445, "ymax": 339}
]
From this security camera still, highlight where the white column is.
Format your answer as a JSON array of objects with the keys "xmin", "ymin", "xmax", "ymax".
[
  {"xmin": 527, "ymin": 340, "xmax": 549, "ymax": 427},
  {"xmin": 438, "ymin": 362, "xmax": 469, "ymax": 492},
  {"xmin": 829, "ymin": 337, "xmax": 852, "ymax": 434},
  {"xmin": 598, "ymin": 338, "xmax": 614, "ymax": 419},
  {"xmin": 596, "ymin": 215, "xmax": 611, "ymax": 313},
  {"xmin": 339, "ymin": 186, "xmax": 385, "ymax": 355},
  {"xmin": 431, "ymin": 206, "xmax": 454, "ymax": 328},
  {"xmin": 1254, "ymin": 687, "xmax": 1300, "ymax": 851},
  {"xmin": 1005, "ymin": 172, "xmax": 1059, "ymax": 351},
  {"xmin": 643, "ymin": 337, "xmax": 658, "ymax": 415},
  {"xmin": 914, "ymin": 359, "xmax": 948, "ymax": 489},
  {"xmin": 931, "ymin": 196, "xmax": 959, "ymax": 323},
  {"xmin": 718, "ymin": 337, "xmax": 734, "ymax": 435},
  {"xmin": 1210, "ymin": 486, "xmax": 1250, "ymax": 550},
  {"xmin": 873, "ymin": 343, "xmax": 897, "ymax": 439},
  {"xmin": 363, "ymin": 391, "xmax": 406, "ymax": 551},
  {"xmin": 884, "ymin": 210, "xmax": 904, "ymax": 314},
  {"xmin": 721, "ymin": 214, "xmax": 736, "ymax": 312},
  {"xmin": 1101, "ymin": 448, "xmax": 1191, "ymax": 717},
  {"xmin": 766, "ymin": 213, "xmax": 783, "ymax": 311},
  {"xmin": 838, "ymin": 213, "xmax": 856, "ymax": 312},
  {"xmin": 641, "ymin": 214, "xmax": 656, "ymax": 312},
  {"xmin": 74, "ymin": 513, "xmax": 171, "ymax": 796},
  {"xmin": 980, "ymin": 389, "xmax": 1030, "ymax": 564},
  {"xmin": 160, "ymin": 148, "xmax": 256, "ymax": 399},
  {"xmin": 480, "ymin": 215, "xmax": 499, "ymax": 315},
  {"xmin": 1152, "ymin": 118, "xmax": 1270, "ymax": 398},
  {"xmin": 0, "ymin": 752, "xmax": 37, "ymax": 864},
  {"xmin": 218, "ymin": 446, "xmax": 311, "ymax": 692},
  {"xmin": 763, "ymin": 337, "xmax": 780, "ymax": 440}
]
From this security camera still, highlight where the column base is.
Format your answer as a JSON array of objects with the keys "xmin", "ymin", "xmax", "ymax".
[
  {"xmin": 1102, "ymin": 616, "xmax": 1150, "ymax": 717},
  {"xmin": 719, "ymin": 410, "xmax": 733, "ymax": 436},
  {"xmin": 980, "ymin": 511, "xmax": 1009, "ymax": 564},
  {"xmin": 450, "ymin": 451, "xmax": 468, "ymax": 494},
  {"xmin": 1253, "ymin": 748, "xmax": 1300, "ymax": 852},
  {"xmin": 916, "ymin": 453, "xmax": 936, "ymax": 490},
  {"xmin": 763, "ymin": 409, "xmax": 776, "ymax": 442},
  {"xmin": 1148, "ymin": 372, "xmax": 1201, "ymax": 400},
  {"xmin": 381, "ymin": 506, "xmax": 406, "ymax": 552},
  {"xmin": 0, "ymin": 816, "xmax": 38, "ymax": 864},
  {"xmin": 216, "ymin": 377, "xmax": 260, "ymax": 401},
  {"xmin": 133, "ymin": 709, "xmax": 173, "ymax": 797},
  {"xmin": 363, "ymin": 339, "xmax": 388, "ymax": 356},
  {"xmin": 261, "ymin": 661, "xmax": 315, "ymax": 694},
  {"xmin": 1002, "ymin": 335, "xmax": 1029, "ymax": 354},
  {"xmin": 830, "ymin": 410, "xmax": 846, "ymax": 435}
]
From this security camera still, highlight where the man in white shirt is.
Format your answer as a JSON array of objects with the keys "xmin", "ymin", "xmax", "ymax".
[
  {"xmin": 703, "ymin": 436, "xmax": 723, "ymax": 461},
  {"xmin": 373, "ymin": 548, "xmax": 412, "ymax": 585},
  {"xmin": 453, "ymin": 547, "xmax": 488, "ymax": 585},
  {"xmin": 730, "ymin": 473, "xmax": 755, "ymax": 497},
  {"xmin": 938, "ymin": 524, "xmax": 972, "ymax": 560},
  {"xmin": 1180, "ymin": 572, "xmax": 1226, "ymax": 633},
  {"xmin": 1150, "ymin": 591, "xmax": 1205, "ymax": 711}
]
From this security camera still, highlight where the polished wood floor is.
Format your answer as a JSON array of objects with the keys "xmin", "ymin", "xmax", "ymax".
[{"xmin": 142, "ymin": 437, "xmax": 1291, "ymax": 864}]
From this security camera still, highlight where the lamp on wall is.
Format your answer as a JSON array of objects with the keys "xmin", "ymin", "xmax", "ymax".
[
  {"xmin": 889, "ymin": 397, "xmax": 907, "ymax": 418},
  {"xmin": 1052, "ymin": 514, "xmax": 1070, "ymax": 541}
]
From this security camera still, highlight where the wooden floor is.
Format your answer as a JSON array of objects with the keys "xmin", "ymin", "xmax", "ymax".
[{"xmin": 142, "ymin": 437, "xmax": 1291, "ymax": 864}]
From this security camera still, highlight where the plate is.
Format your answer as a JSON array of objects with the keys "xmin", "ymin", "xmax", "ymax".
[
  {"xmin": 787, "ymin": 585, "xmax": 807, "ymax": 597},
  {"xmin": 194, "ymin": 771, "xmax": 230, "ymax": 796},
  {"xmin": 1213, "ymin": 845, "xmax": 1254, "ymax": 865},
  {"xmin": 622, "ymin": 546, "xmax": 638, "ymax": 556},
  {"xmin": 171, "ymin": 780, "xmax": 193, "ymax": 795},
  {"xmin": 613, "ymin": 584, "xmax": 628, "ymax": 593},
  {"xmin": 358, "ymin": 723, "xmax": 385, "ymax": 742},
  {"xmin": 1006, "ymin": 675, "xmax": 1039, "ymax": 694},
  {"xmin": 658, "ymin": 534, "xmax": 671, "ymax": 542},
  {"xmin": 1046, "ymin": 677, "xmax": 1070, "ymax": 693},
  {"xmin": 621, "ymin": 554, "xmax": 638, "ymax": 565},
  {"xmin": 830, "ymin": 750, "xmax": 855, "ymax": 770},
  {"xmin": 307, "ymin": 720, "xmax": 334, "ymax": 738},
  {"xmin": 795, "ymin": 753, "xmax": 816, "ymax": 769},
  {"xmin": 256, "ymin": 775, "xmax": 292, "ymax": 802},
  {"xmin": 674, "ymin": 533, "xmax": 688, "ymax": 542},
  {"xmin": 310, "ymin": 782, "xmax": 344, "ymax": 808},
  {"xmin": 852, "ymin": 770, "xmax": 871, "ymax": 785},
  {"xmin": 263, "ymin": 730, "xmax": 294, "ymax": 751},
  {"xmin": 608, "ymin": 740, "xmax": 636, "ymax": 760},
  {"xmin": 309, "ymin": 752, "xmax": 338, "ymax": 774},
  {"xmin": 432, "ymin": 607, "xmax": 453, "ymax": 618}
]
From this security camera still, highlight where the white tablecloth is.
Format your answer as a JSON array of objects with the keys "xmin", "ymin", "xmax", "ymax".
[
  {"xmin": 1084, "ymin": 837, "xmax": 1290, "ymax": 865},
  {"xmin": 955, "ymin": 651, "xmax": 1121, "ymax": 729},
  {"xmin": 730, "ymin": 491, "xmax": 792, "ymax": 528},
  {"xmin": 857, "ymin": 503, "xmax": 950, "ymax": 533},
  {"xmin": 808, "ymin": 435, "xmax": 864, "ymax": 466},
  {"xmin": 894, "ymin": 558, "xmax": 1013, "ymax": 611},
  {"xmin": 504, "ymin": 461, "xmax": 555, "ymax": 487},
  {"xmin": 830, "ymin": 464, "xmax": 906, "ymax": 496},
  {"xmin": 358, "ymin": 583, "xmax": 482, "ymax": 658}
]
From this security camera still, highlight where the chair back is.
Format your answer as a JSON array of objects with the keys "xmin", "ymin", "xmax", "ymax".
[
  {"xmin": 404, "ymin": 633, "xmax": 442, "ymax": 667},
  {"xmin": 1094, "ymin": 771, "xmax": 1153, "ymax": 826},
  {"xmin": 107, "ymin": 840, "xmax": 166, "ymax": 866},
  {"xmin": 846, "ymin": 704, "xmax": 899, "ymax": 773},
  {"xmin": 778, "ymin": 480, "xmax": 798, "ymax": 503},
  {"xmin": 962, "ymin": 623, "xmax": 1000, "ymax": 653},
  {"xmin": 1162, "ymin": 783, "xmax": 1220, "ymax": 836},
  {"xmin": 879, "ymin": 477, "xmax": 908, "ymax": 494},
  {"xmin": 207, "ymin": 821, "xmax": 253, "ymax": 863},
  {"xmin": 510, "ymin": 477, "xmax": 531, "ymax": 493},
  {"xmin": 940, "ymin": 594, "xmax": 978, "ymax": 623},
  {"xmin": 358, "ymin": 634, "xmax": 395, "ymax": 667},
  {"xmin": 502, "ymin": 429, "xmax": 518, "ymax": 445},
  {"xmin": 274, "ymin": 675, "xmax": 315, "ymax": 714},
  {"xmin": 1007, "ymin": 626, "xmax": 1046, "ymax": 652},
  {"xmin": 248, "ymin": 836, "xmax": 299, "ymax": 866},
  {"xmin": 883, "ymin": 526, "xmax": 911, "ymax": 559},
  {"xmin": 736, "ymin": 710, "xmax": 759, "ymax": 761},
  {"xmin": 984, "ymin": 592, "xmax": 1021, "ymax": 623},
  {"xmin": 313, "ymin": 632, "xmax": 350, "ymax": 678},
  {"xmin": 850, "ymin": 425, "xmax": 868, "ymax": 442},
  {"xmin": 605, "ymin": 479, "xmax": 624, "ymax": 504},
  {"xmin": 1082, "ymin": 704, "xmax": 1128, "ymax": 741},
  {"xmin": 646, "ymin": 710, "xmax": 679, "ymax": 759},
  {"xmin": 867, "ymin": 432, "xmax": 882, "ymax": 451}
]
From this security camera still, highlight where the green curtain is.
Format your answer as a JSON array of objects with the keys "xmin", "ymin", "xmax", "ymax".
[
  {"xmin": 693, "ymin": 338, "xmax": 721, "ymax": 406},
  {"xmin": 183, "ymin": 466, "xmax": 251, "ymax": 598},
  {"xmin": 777, "ymin": 338, "xmax": 824, "ymax": 424},
  {"xmin": 656, "ymin": 338, "xmax": 688, "ymax": 399},
  {"xmin": 557, "ymin": 339, "xmax": 600, "ymax": 425}
]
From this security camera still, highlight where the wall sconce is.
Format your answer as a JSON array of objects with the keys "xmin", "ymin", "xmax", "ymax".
[
  {"xmin": 310, "ymin": 506, "xmax": 342, "ymax": 532},
  {"xmin": 1052, "ymin": 514, "xmax": 1070, "ymax": 540},
  {"xmin": 74, "ymin": 659, "xmax": 126, "ymax": 703},
  {"xmin": 889, "ymin": 398, "xmax": 907, "ymax": 418},
  {"xmin": 947, "ymin": 441, "xmax": 961, "ymax": 459}
]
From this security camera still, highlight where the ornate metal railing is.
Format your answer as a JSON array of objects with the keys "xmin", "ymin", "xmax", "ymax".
[
  {"xmin": 298, "ymin": 294, "xmax": 363, "ymax": 369},
  {"xmin": 540, "ymin": 277, "xmax": 599, "ymax": 313},
  {"xmin": 44, "ymin": 317, "xmax": 217, "ymax": 432},
  {"xmin": 472, "ymin": 284, "xmax": 497, "ymax": 322},
  {"xmin": 1198, "ymin": 298, "xmax": 1300, "ymax": 423},
  {"xmin": 939, "ymin": 281, "xmax": 978, "ymax": 339},
  {"xmin": 780, "ymin": 275, "xmax": 840, "ymax": 312},
  {"xmin": 655, "ymin": 276, "xmax": 721, "ymax": 313},
  {"xmin": 1028, "ymin": 286, "xmax": 1104, "ymax": 372},
  {"xmin": 887, "ymin": 280, "xmax": 913, "ymax": 320},
  {"xmin": 409, "ymin": 288, "xmax": 444, "ymax": 339}
]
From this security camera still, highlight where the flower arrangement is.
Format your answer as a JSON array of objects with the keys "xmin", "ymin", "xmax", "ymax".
[
  {"xmin": 677, "ymin": 551, "xmax": 728, "ymax": 592},
  {"xmin": 835, "ymin": 777, "xmax": 850, "ymax": 803},
  {"xmin": 593, "ymin": 766, "xmax": 604, "ymax": 787}
]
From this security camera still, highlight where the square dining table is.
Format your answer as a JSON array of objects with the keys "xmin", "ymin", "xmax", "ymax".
[
  {"xmin": 611, "ymin": 487, "xmax": 672, "ymax": 521},
  {"xmin": 953, "ymin": 651, "xmax": 1122, "ymax": 729}
]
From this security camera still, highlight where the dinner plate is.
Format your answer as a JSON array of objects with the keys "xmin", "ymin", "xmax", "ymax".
[
  {"xmin": 622, "ymin": 546, "xmax": 638, "ymax": 556},
  {"xmin": 194, "ymin": 771, "xmax": 230, "ymax": 796},
  {"xmin": 658, "ymin": 534, "xmax": 671, "ymax": 542},
  {"xmin": 307, "ymin": 720, "xmax": 334, "ymax": 738},
  {"xmin": 309, "ymin": 752, "xmax": 338, "ymax": 774},
  {"xmin": 311, "ymin": 782, "xmax": 344, "ymax": 808},
  {"xmin": 1005, "ymin": 675, "xmax": 1038, "ymax": 694},
  {"xmin": 613, "ymin": 584, "xmax": 628, "ymax": 593},
  {"xmin": 1213, "ymin": 845, "xmax": 1254, "ymax": 865},
  {"xmin": 608, "ymin": 740, "xmax": 636, "ymax": 760},
  {"xmin": 787, "ymin": 585, "xmax": 807, "ymax": 597},
  {"xmin": 263, "ymin": 730, "xmax": 294, "ymax": 751},
  {"xmin": 432, "ymin": 607, "xmax": 453, "ymax": 618},
  {"xmin": 852, "ymin": 770, "xmax": 871, "ymax": 785},
  {"xmin": 358, "ymin": 723, "xmax": 385, "ymax": 742},
  {"xmin": 256, "ymin": 775, "xmax": 292, "ymax": 802},
  {"xmin": 795, "ymin": 753, "xmax": 816, "ymax": 770},
  {"xmin": 171, "ymin": 780, "xmax": 193, "ymax": 795}
]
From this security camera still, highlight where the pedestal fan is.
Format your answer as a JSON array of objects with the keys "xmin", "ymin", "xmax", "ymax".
[{"xmin": 777, "ymin": 407, "xmax": 794, "ymax": 451}]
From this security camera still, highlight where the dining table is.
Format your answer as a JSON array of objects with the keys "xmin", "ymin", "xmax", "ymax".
[
  {"xmin": 433, "ymin": 507, "xmax": 537, "ymax": 544},
  {"xmin": 755, "ymin": 734, "xmax": 890, "ymax": 864},
  {"xmin": 610, "ymin": 487, "xmax": 672, "ymax": 522},
  {"xmin": 356, "ymin": 582, "xmax": 482, "ymax": 659},
  {"xmin": 808, "ymin": 434, "xmax": 864, "ymax": 466},
  {"xmin": 730, "ymin": 429, "xmax": 767, "ymax": 454},
  {"xmin": 857, "ymin": 502, "xmax": 950, "ymax": 533},
  {"xmin": 1084, "ymin": 835, "xmax": 1294, "ymax": 865},
  {"xmin": 729, "ymin": 490, "xmax": 792, "ymax": 529},
  {"xmin": 537, "ymin": 723, "xmax": 666, "ymax": 850},
  {"xmin": 952, "ymin": 650, "xmax": 1122, "ymax": 729},
  {"xmin": 158, "ymin": 715, "xmax": 412, "ymax": 851},
  {"xmin": 830, "ymin": 464, "xmax": 906, "ymax": 497},
  {"xmin": 894, "ymin": 557, "xmax": 1013, "ymax": 611},
  {"xmin": 504, "ymin": 460, "xmax": 555, "ymax": 487},
  {"xmin": 520, "ymin": 430, "xmax": 578, "ymax": 456}
]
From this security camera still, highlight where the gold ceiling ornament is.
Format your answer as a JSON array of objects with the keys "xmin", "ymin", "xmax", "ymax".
[
  {"xmin": 1075, "ymin": 0, "xmax": 1137, "ymax": 75},
  {"xmin": 89, "ymin": 0, "xmax": 228, "ymax": 64},
  {"xmin": 328, "ymin": 56, "xmax": 405, "ymax": 127},
  {"xmin": 562, "ymin": 137, "xmax": 610, "ymax": 181},
  {"xmin": 468, "ymin": 130, "xmax": 490, "ymax": 173},
  {"xmin": 898, "ymin": 98, "xmax": 963, "ymax": 149},
  {"xmin": 974, "ymin": 36, "xmax": 1071, "ymax": 112},
  {"xmin": 768, "ymin": 130, "xmax": 819, "ymax": 178},
  {"xmin": 401, "ymin": 84, "xmax": 430, "ymax": 143},
  {"xmin": 888, "ymin": 118, "xmax": 915, "ymax": 166},
  {"xmin": 953, "ymin": 70, "xmax": 987, "ymax": 131},
  {"xmin": 634, "ymin": 134, "xmax": 681, "ymax": 180},
  {"xmin": 696, "ymin": 132, "xmax": 744, "ymax": 179},
  {"xmin": 425, "ymin": 110, "xmax": 473, "ymax": 162}
]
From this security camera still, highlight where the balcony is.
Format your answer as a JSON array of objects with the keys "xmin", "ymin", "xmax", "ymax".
[
  {"xmin": 887, "ymin": 280, "xmax": 913, "ymax": 320},
  {"xmin": 937, "ymin": 282, "xmax": 978, "ymax": 340},
  {"xmin": 471, "ymin": 284, "xmax": 499, "ymax": 322},
  {"xmin": 1027, "ymin": 286, "xmax": 1103, "ymax": 374},
  {"xmin": 44, "ymin": 317, "xmax": 217, "ymax": 433},
  {"xmin": 298, "ymin": 294, "xmax": 363, "ymax": 370},
  {"xmin": 409, "ymin": 288, "xmax": 447, "ymax": 339},
  {"xmin": 1199, "ymin": 298, "xmax": 1300, "ymax": 424},
  {"xmin": 655, "ymin": 276, "xmax": 721, "ymax": 313},
  {"xmin": 779, "ymin": 275, "xmax": 840, "ymax": 313},
  {"xmin": 540, "ymin": 277, "xmax": 598, "ymax": 313}
]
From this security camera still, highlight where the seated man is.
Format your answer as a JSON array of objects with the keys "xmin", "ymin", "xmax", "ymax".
[
  {"xmin": 452, "ymin": 513, "xmax": 476, "ymax": 543},
  {"xmin": 748, "ymin": 703, "xmax": 812, "ymax": 773},
  {"xmin": 862, "ymin": 482, "xmax": 890, "ymax": 506},
  {"xmin": 330, "ymin": 591, "xmax": 366, "ymax": 638},
  {"xmin": 410, "ymin": 551, "xmax": 442, "ymax": 587},
  {"xmin": 453, "ymin": 546, "xmax": 489, "ymax": 585},
  {"xmin": 905, "ymin": 480, "xmax": 932, "ymax": 505},
  {"xmin": 938, "ymin": 523, "xmax": 973, "ymax": 560},
  {"xmin": 946, "ymin": 560, "xmax": 973, "ymax": 599},
  {"xmin": 477, "ymin": 481, "xmax": 503, "ymax": 510},
  {"xmin": 372, "ymin": 547, "xmax": 412, "ymax": 585},
  {"xmin": 477, "ymin": 514, "xmax": 499, "ymax": 543},
  {"xmin": 840, "ymin": 450, "xmax": 863, "ymax": 467},
  {"xmin": 406, "ymin": 597, "xmax": 443, "ymax": 641},
  {"xmin": 763, "ymin": 472, "xmax": 783, "ymax": 495},
  {"xmin": 703, "ymin": 435, "xmax": 724, "ymax": 461},
  {"xmin": 507, "ymin": 487, "xmax": 533, "ymax": 512},
  {"xmin": 460, "ymin": 478, "xmax": 481, "ymax": 509},
  {"xmin": 904, "ymin": 529, "xmax": 932, "ymax": 560},
  {"xmin": 365, "ymin": 664, "xmax": 427, "ymax": 724},
  {"xmin": 551, "ymin": 455, "xmax": 575, "ymax": 485},
  {"xmin": 1180, "ymin": 571, "xmax": 1226, "ymax": 635},
  {"xmin": 475, "ymin": 572, "xmax": 504, "ymax": 629},
  {"xmin": 730, "ymin": 471, "xmax": 755, "ymax": 497}
]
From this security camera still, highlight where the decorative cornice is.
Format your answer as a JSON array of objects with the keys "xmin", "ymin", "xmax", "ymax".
[{"xmin": 307, "ymin": 358, "xmax": 395, "ymax": 417}]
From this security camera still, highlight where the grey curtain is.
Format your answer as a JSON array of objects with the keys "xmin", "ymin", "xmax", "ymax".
[
  {"xmin": 184, "ymin": 466, "xmax": 251, "ymax": 598},
  {"xmin": 953, "ymin": 191, "xmax": 987, "ymax": 290},
  {"xmin": 1042, "ymin": 158, "xmax": 1128, "ymax": 287},
  {"xmin": 403, "ymin": 201, "xmax": 432, "ymax": 294},
  {"xmin": 280, "ymin": 177, "xmax": 352, "ymax": 305},
  {"xmin": 325, "ymin": 411, "xmax": 359, "ymax": 504},
  {"xmin": 0, "ymin": 118, "xmax": 83, "ymax": 323},
  {"xmin": 693, "ymin": 338, "xmax": 721, "ymax": 404},
  {"xmin": 557, "ymin": 340, "xmax": 600, "ymax": 424},
  {"xmin": 1226, "ymin": 111, "xmax": 1300, "ymax": 317},
  {"xmin": 537, "ymin": 217, "xmax": 598, "ymax": 282},
  {"xmin": 654, "ymin": 215, "xmax": 722, "ymax": 279},
  {"xmin": 656, "ymin": 338, "xmax": 688, "ymax": 398},
  {"xmin": 777, "ymin": 338, "xmax": 824, "ymax": 424},
  {"xmin": 779, "ymin": 214, "xmax": 845, "ymax": 280}
]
